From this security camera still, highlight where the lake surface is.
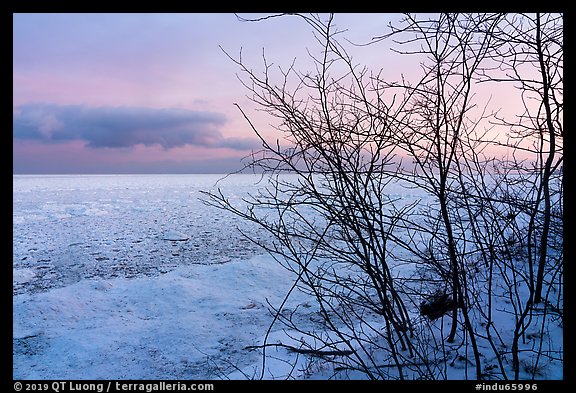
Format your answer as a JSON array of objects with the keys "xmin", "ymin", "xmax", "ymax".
[{"xmin": 13, "ymin": 174, "xmax": 270, "ymax": 294}]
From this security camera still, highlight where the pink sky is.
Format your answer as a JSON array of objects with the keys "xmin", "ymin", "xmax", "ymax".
[
  {"xmin": 13, "ymin": 13, "xmax": 534, "ymax": 173},
  {"xmin": 13, "ymin": 13, "xmax": 401, "ymax": 173}
]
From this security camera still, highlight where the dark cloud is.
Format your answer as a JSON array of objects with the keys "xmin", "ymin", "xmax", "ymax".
[{"xmin": 13, "ymin": 103, "xmax": 259, "ymax": 151}]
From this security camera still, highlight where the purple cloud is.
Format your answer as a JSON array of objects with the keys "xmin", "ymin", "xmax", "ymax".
[{"xmin": 13, "ymin": 103, "xmax": 260, "ymax": 151}]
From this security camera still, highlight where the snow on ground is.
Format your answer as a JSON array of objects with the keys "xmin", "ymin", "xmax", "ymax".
[
  {"xmin": 12, "ymin": 174, "xmax": 321, "ymax": 379},
  {"xmin": 13, "ymin": 255, "xmax": 312, "ymax": 379},
  {"xmin": 13, "ymin": 174, "xmax": 562, "ymax": 380}
]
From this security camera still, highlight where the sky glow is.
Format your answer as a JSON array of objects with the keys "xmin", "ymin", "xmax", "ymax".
[{"xmin": 13, "ymin": 13, "xmax": 534, "ymax": 174}]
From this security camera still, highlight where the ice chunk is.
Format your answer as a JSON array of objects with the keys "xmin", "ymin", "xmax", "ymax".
[
  {"xmin": 13, "ymin": 268, "xmax": 36, "ymax": 284},
  {"xmin": 161, "ymin": 230, "xmax": 189, "ymax": 241}
]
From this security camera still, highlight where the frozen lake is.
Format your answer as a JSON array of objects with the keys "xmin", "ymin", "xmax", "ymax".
[
  {"xmin": 13, "ymin": 174, "xmax": 271, "ymax": 295},
  {"xmin": 11, "ymin": 173, "xmax": 429, "ymax": 380},
  {"xmin": 13, "ymin": 174, "xmax": 299, "ymax": 379},
  {"xmin": 13, "ymin": 174, "xmax": 562, "ymax": 380}
]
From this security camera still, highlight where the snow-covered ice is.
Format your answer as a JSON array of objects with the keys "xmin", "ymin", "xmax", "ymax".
[
  {"xmin": 13, "ymin": 174, "xmax": 269, "ymax": 295},
  {"xmin": 12, "ymin": 174, "xmax": 318, "ymax": 379},
  {"xmin": 13, "ymin": 174, "xmax": 563, "ymax": 380},
  {"xmin": 13, "ymin": 255, "xmax": 310, "ymax": 379}
]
